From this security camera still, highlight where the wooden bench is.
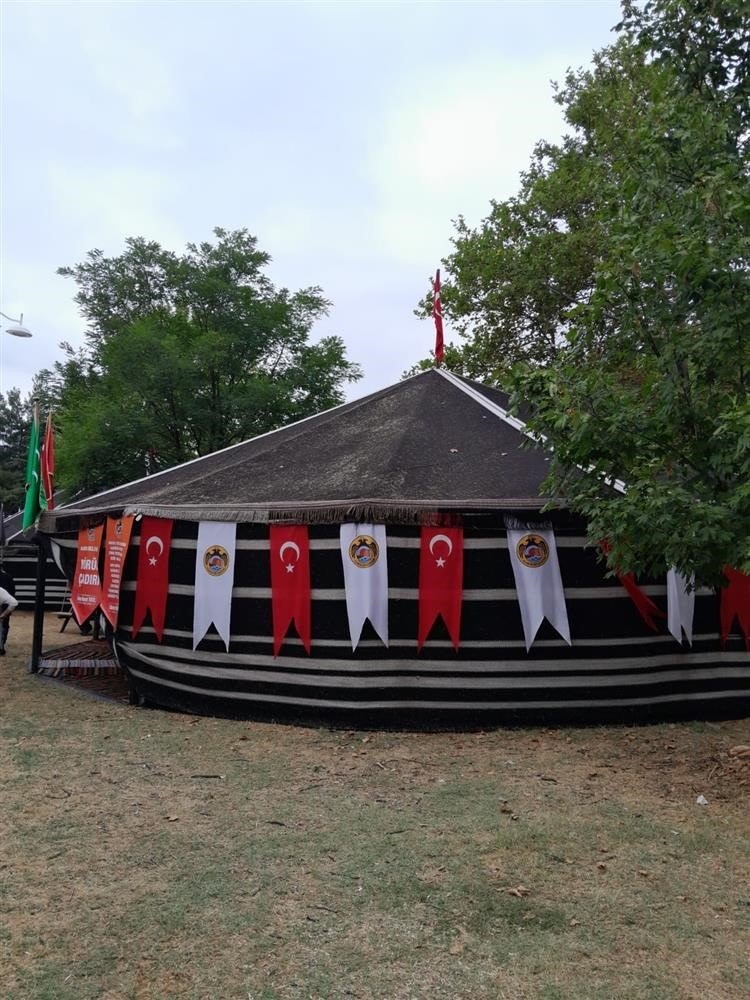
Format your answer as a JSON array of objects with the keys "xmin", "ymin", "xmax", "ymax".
[
  {"xmin": 57, "ymin": 611, "xmax": 73, "ymax": 632},
  {"xmin": 56, "ymin": 611, "xmax": 94, "ymax": 635}
]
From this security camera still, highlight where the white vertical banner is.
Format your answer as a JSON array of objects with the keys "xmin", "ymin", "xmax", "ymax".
[
  {"xmin": 193, "ymin": 521, "xmax": 237, "ymax": 650},
  {"xmin": 506, "ymin": 525, "xmax": 571, "ymax": 650},
  {"xmin": 340, "ymin": 523, "xmax": 389, "ymax": 650},
  {"xmin": 667, "ymin": 568, "xmax": 694, "ymax": 646}
]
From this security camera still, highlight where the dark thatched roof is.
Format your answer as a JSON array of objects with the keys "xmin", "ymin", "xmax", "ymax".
[{"xmin": 39, "ymin": 369, "xmax": 559, "ymax": 529}]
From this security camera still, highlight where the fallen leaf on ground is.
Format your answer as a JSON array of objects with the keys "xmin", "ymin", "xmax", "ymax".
[{"xmin": 505, "ymin": 884, "xmax": 531, "ymax": 897}]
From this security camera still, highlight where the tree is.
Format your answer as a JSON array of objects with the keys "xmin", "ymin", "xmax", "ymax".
[
  {"xmin": 413, "ymin": 124, "xmax": 609, "ymax": 380},
  {"xmin": 423, "ymin": 0, "xmax": 749, "ymax": 583},
  {"xmin": 43, "ymin": 228, "xmax": 362, "ymax": 494},
  {"xmin": 415, "ymin": 35, "xmax": 675, "ymax": 380},
  {"xmin": 0, "ymin": 389, "xmax": 31, "ymax": 510}
]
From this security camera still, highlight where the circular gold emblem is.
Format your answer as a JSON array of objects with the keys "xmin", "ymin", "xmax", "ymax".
[
  {"xmin": 203, "ymin": 545, "xmax": 230, "ymax": 576},
  {"xmin": 516, "ymin": 533, "xmax": 549, "ymax": 568},
  {"xmin": 348, "ymin": 534, "xmax": 379, "ymax": 569}
]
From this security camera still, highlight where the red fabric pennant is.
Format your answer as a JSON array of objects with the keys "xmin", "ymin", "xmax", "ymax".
[
  {"xmin": 132, "ymin": 517, "xmax": 173, "ymax": 641},
  {"xmin": 433, "ymin": 269, "xmax": 444, "ymax": 365},
  {"xmin": 418, "ymin": 526, "xmax": 463, "ymax": 651},
  {"xmin": 270, "ymin": 525, "xmax": 311, "ymax": 656},
  {"xmin": 617, "ymin": 571, "xmax": 667, "ymax": 632},
  {"xmin": 70, "ymin": 523, "xmax": 104, "ymax": 625},
  {"xmin": 720, "ymin": 566, "xmax": 750, "ymax": 650},
  {"xmin": 40, "ymin": 412, "xmax": 55, "ymax": 509},
  {"xmin": 101, "ymin": 515, "xmax": 134, "ymax": 629},
  {"xmin": 599, "ymin": 539, "xmax": 666, "ymax": 632}
]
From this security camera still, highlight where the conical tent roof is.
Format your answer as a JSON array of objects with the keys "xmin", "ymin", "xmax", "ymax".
[{"xmin": 40, "ymin": 369, "xmax": 558, "ymax": 530}]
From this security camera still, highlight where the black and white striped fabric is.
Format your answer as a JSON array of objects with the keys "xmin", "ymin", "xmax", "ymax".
[
  {"xmin": 1, "ymin": 544, "xmax": 68, "ymax": 610},
  {"xmin": 49, "ymin": 516, "xmax": 750, "ymax": 723}
]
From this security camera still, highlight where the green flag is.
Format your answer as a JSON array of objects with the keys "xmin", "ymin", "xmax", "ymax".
[{"xmin": 22, "ymin": 403, "xmax": 41, "ymax": 531}]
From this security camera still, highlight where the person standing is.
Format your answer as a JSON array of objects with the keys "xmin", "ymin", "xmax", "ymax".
[{"xmin": 0, "ymin": 567, "xmax": 18, "ymax": 655}]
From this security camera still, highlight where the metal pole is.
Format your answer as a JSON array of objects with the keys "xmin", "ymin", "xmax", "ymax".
[{"xmin": 30, "ymin": 537, "xmax": 47, "ymax": 673}]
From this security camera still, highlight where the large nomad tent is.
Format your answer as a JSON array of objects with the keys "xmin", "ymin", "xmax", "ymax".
[{"xmin": 37, "ymin": 369, "xmax": 750, "ymax": 723}]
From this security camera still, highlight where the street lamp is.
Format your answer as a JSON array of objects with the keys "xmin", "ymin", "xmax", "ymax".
[
  {"xmin": 0, "ymin": 311, "xmax": 33, "ymax": 338},
  {"xmin": 0, "ymin": 311, "xmax": 34, "ymax": 396}
]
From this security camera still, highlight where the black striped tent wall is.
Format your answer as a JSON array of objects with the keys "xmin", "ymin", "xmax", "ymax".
[
  {"xmin": 50, "ymin": 515, "xmax": 750, "ymax": 724},
  {"xmin": 2, "ymin": 544, "xmax": 69, "ymax": 611}
]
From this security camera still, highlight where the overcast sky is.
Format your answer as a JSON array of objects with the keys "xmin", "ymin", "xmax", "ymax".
[{"xmin": 1, "ymin": 0, "xmax": 622, "ymax": 402}]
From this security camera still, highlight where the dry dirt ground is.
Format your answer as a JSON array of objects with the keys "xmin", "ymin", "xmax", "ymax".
[{"xmin": 2, "ymin": 611, "xmax": 749, "ymax": 1000}]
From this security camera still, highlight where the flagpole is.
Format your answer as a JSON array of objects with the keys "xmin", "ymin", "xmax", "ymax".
[{"xmin": 30, "ymin": 536, "xmax": 47, "ymax": 673}]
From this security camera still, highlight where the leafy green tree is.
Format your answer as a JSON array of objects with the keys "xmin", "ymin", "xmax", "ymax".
[
  {"xmin": 43, "ymin": 228, "xmax": 362, "ymax": 494},
  {"xmin": 0, "ymin": 388, "xmax": 31, "ymax": 510},
  {"xmin": 422, "ymin": 0, "xmax": 749, "ymax": 583},
  {"xmin": 414, "ymin": 38, "xmax": 665, "ymax": 380}
]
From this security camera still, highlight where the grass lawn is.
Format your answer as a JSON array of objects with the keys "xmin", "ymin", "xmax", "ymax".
[{"xmin": 2, "ymin": 611, "xmax": 749, "ymax": 1000}]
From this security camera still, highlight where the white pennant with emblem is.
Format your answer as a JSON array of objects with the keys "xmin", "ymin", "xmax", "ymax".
[
  {"xmin": 667, "ymin": 568, "xmax": 694, "ymax": 646},
  {"xmin": 506, "ymin": 526, "xmax": 571, "ymax": 650},
  {"xmin": 193, "ymin": 521, "xmax": 237, "ymax": 650},
  {"xmin": 340, "ymin": 522, "xmax": 389, "ymax": 650}
]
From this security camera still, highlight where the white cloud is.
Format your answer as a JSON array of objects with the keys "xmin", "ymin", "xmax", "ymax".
[
  {"xmin": 1, "ymin": 0, "xmax": 622, "ymax": 403},
  {"xmin": 46, "ymin": 163, "xmax": 186, "ymax": 252},
  {"xmin": 369, "ymin": 58, "xmax": 568, "ymax": 265}
]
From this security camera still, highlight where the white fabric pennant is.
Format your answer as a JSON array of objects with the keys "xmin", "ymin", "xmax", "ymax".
[
  {"xmin": 340, "ymin": 523, "xmax": 389, "ymax": 650},
  {"xmin": 193, "ymin": 521, "xmax": 237, "ymax": 650},
  {"xmin": 506, "ymin": 527, "xmax": 571, "ymax": 650},
  {"xmin": 667, "ymin": 568, "xmax": 694, "ymax": 646}
]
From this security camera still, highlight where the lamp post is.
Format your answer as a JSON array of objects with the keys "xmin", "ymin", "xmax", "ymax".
[
  {"xmin": 0, "ymin": 311, "xmax": 33, "ymax": 338},
  {"xmin": 0, "ymin": 311, "xmax": 33, "ymax": 396},
  {"xmin": 0, "ymin": 311, "xmax": 43, "ymax": 672}
]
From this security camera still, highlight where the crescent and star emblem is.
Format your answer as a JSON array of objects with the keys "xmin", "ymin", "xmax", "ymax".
[
  {"xmin": 145, "ymin": 535, "xmax": 164, "ymax": 567},
  {"xmin": 429, "ymin": 532, "xmax": 453, "ymax": 568},
  {"xmin": 279, "ymin": 540, "xmax": 301, "ymax": 573}
]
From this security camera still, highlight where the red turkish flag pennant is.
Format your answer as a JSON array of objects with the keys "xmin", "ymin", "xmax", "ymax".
[
  {"xmin": 418, "ymin": 526, "xmax": 463, "ymax": 651},
  {"xmin": 432, "ymin": 269, "xmax": 444, "ymax": 365},
  {"xmin": 600, "ymin": 539, "xmax": 666, "ymax": 632},
  {"xmin": 70, "ymin": 523, "xmax": 104, "ymax": 625},
  {"xmin": 270, "ymin": 524, "xmax": 311, "ymax": 656},
  {"xmin": 132, "ymin": 517, "xmax": 173, "ymax": 642},
  {"xmin": 617, "ymin": 572, "xmax": 666, "ymax": 632},
  {"xmin": 101, "ymin": 514, "xmax": 134, "ymax": 629},
  {"xmin": 720, "ymin": 566, "xmax": 750, "ymax": 650}
]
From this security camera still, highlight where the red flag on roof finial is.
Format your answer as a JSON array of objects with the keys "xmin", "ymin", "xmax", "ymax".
[{"xmin": 432, "ymin": 268, "xmax": 444, "ymax": 366}]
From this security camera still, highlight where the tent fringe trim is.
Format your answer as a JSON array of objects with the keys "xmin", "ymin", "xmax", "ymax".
[{"xmin": 40, "ymin": 497, "xmax": 563, "ymax": 530}]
